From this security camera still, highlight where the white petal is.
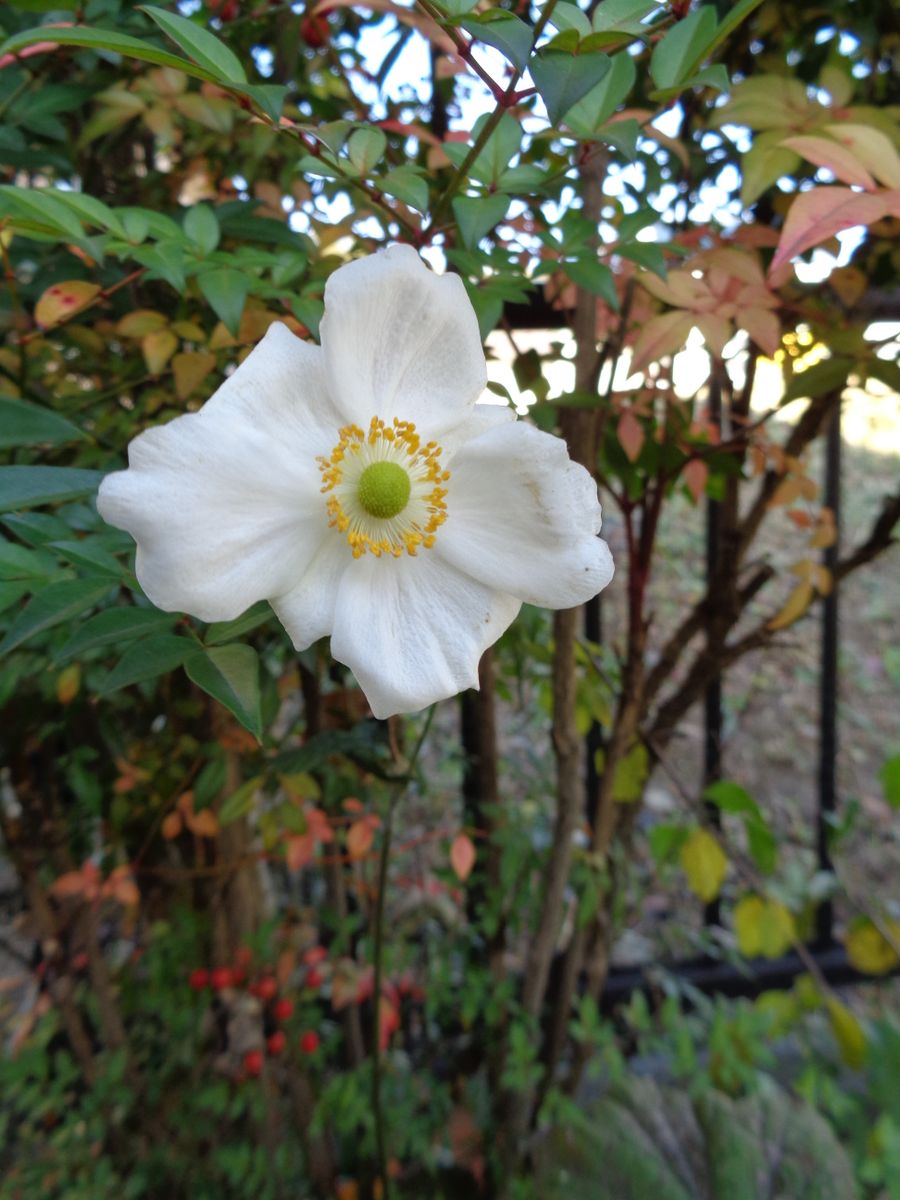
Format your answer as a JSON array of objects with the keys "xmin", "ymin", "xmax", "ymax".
[
  {"xmin": 330, "ymin": 554, "xmax": 521, "ymax": 719},
  {"xmin": 98, "ymin": 324, "xmax": 337, "ymax": 622},
  {"xmin": 439, "ymin": 401, "xmax": 515, "ymax": 459},
  {"xmin": 271, "ymin": 534, "xmax": 350, "ymax": 650},
  {"xmin": 437, "ymin": 421, "xmax": 614, "ymax": 609},
  {"xmin": 320, "ymin": 245, "xmax": 486, "ymax": 436}
]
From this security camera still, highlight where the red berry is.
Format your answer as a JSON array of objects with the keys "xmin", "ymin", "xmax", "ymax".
[
  {"xmin": 267, "ymin": 1030, "xmax": 286, "ymax": 1056},
  {"xmin": 273, "ymin": 998, "xmax": 293, "ymax": 1022},
  {"xmin": 231, "ymin": 967, "xmax": 247, "ymax": 986},
  {"xmin": 243, "ymin": 1049, "xmax": 264, "ymax": 1077},
  {"xmin": 299, "ymin": 1030, "xmax": 320, "ymax": 1054},
  {"xmin": 303, "ymin": 946, "xmax": 328, "ymax": 966},
  {"xmin": 189, "ymin": 968, "xmax": 210, "ymax": 990},
  {"xmin": 306, "ymin": 968, "xmax": 323, "ymax": 990},
  {"xmin": 250, "ymin": 976, "xmax": 278, "ymax": 1001},
  {"xmin": 210, "ymin": 967, "xmax": 233, "ymax": 991}
]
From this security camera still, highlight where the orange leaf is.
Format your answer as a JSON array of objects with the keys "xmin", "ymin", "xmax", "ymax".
[
  {"xmin": 683, "ymin": 459, "xmax": 708, "ymax": 504},
  {"xmin": 617, "ymin": 410, "xmax": 644, "ymax": 463},
  {"xmin": 450, "ymin": 833, "xmax": 476, "ymax": 882},
  {"xmin": 34, "ymin": 280, "xmax": 102, "ymax": 329},
  {"xmin": 286, "ymin": 833, "xmax": 315, "ymax": 871},
  {"xmin": 56, "ymin": 663, "xmax": 81, "ymax": 705},
  {"xmin": 161, "ymin": 812, "xmax": 183, "ymax": 840},
  {"xmin": 347, "ymin": 819, "xmax": 375, "ymax": 860},
  {"xmin": 186, "ymin": 807, "xmax": 219, "ymax": 838}
]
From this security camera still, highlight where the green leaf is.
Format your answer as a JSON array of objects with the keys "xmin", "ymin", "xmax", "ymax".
[
  {"xmin": 592, "ymin": 0, "xmax": 659, "ymax": 30},
  {"xmin": 0, "ymin": 397, "xmax": 83, "ymax": 449},
  {"xmin": 184, "ymin": 644, "xmax": 263, "ymax": 740},
  {"xmin": 702, "ymin": 779, "xmax": 760, "ymax": 817},
  {"xmin": 550, "ymin": 2, "xmax": 592, "ymax": 37},
  {"xmin": 565, "ymin": 51, "xmax": 636, "ymax": 135},
  {"xmin": 565, "ymin": 258, "xmax": 618, "ymax": 308},
  {"xmin": 0, "ymin": 542, "xmax": 58, "ymax": 581},
  {"xmin": 619, "ymin": 240, "xmax": 668, "ymax": 278},
  {"xmin": 48, "ymin": 539, "xmax": 123, "ymax": 577},
  {"xmin": 0, "ymin": 467, "xmax": 105, "ymax": 513},
  {"xmin": 443, "ymin": 111, "xmax": 523, "ymax": 186},
  {"xmin": 205, "ymin": 601, "xmax": 272, "ymax": 646},
  {"xmin": 782, "ymin": 357, "xmax": 853, "ymax": 401},
  {"xmin": 0, "ymin": 184, "xmax": 85, "ymax": 238},
  {"xmin": 702, "ymin": 0, "xmax": 764, "ymax": 59},
  {"xmin": 101, "ymin": 635, "xmax": 197, "ymax": 692},
  {"xmin": 650, "ymin": 5, "xmax": 718, "ymax": 90},
  {"xmin": 140, "ymin": 5, "xmax": 247, "ymax": 83},
  {"xmin": 460, "ymin": 11, "xmax": 534, "ymax": 72},
  {"xmin": 0, "ymin": 580, "xmax": 113, "ymax": 655},
  {"xmin": 379, "ymin": 167, "xmax": 429, "ymax": 213},
  {"xmin": 452, "ymin": 193, "xmax": 511, "ymax": 249},
  {"xmin": 237, "ymin": 83, "xmax": 286, "ymax": 124},
  {"xmin": 218, "ymin": 775, "xmax": 264, "ymax": 825},
  {"xmin": 347, "ymin": 127, "xmax": 387, "ymax": 177},
  {"xmin": 0, "ymin": 25, "xmax": 219, "ymax": 84},
  {"xmin": 183, "ymin": 204, "xmax": 220, "ymax": 255},
  {"xmin": 531, "ymin": 49, "xmax": 612, "ymax": 125},
  {"xmin": 131, "ymin": 243, "xmax": 186, "ymax": 291},
  {"xmin": 881, "ymin": 755, "xmax": 900, "ymax": 808},
  {"xmin": 55, "ymin": 607, "xmax": 176, "ymax": 664},
  {"xmin": 197, "ymin": 268, "xmax": 249, "ymax": 337}
]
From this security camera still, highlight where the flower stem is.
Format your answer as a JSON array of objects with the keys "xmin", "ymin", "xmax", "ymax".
[{"xmin": 370, "ymin": 706, "xmax": 436, "ymax": 1198}]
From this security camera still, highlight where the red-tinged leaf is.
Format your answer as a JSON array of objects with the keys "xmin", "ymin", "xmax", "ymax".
[
  {"xmin": 739, "ymin": 307, "xmax": 781, "ymax": 357},
  {"xmin": 34, "ymin": 281, "xmax": 102, "ymax": 329},
  {"xmin": 450, "ymin": 833, "xmax": 476, "ymax": 882},
  {"xmin": 186, "ymin": 807, "xmax": 219, "ymax": 838},
  {"xmin": 617, "ymin": 410, "xmax": 644, "ymax": 463},
  {"xmin": 347, "ymin": 819, "xmax": 375, "ymax": 860},
  {"xmin": 379, "ymin": 996, "xmax": 400, "ymax": 1049},
  {"xmin": 161, "ymin": 811, "xmax": 182, "ymax": 840},
  {"xmin": 780, "ymin": 135, "xmax": 877, "ymax": 190},
  {"xmin": 695, "ymin": 314, "xmax": 732, "ymax": 358},
  {"xmin": 342, "ymin": 796, "xmax": 364, "ymax": 813},
  {"xmin": 630, "ymin": 310, "xmax": 694, "ymax": 372},
  {"xmin": 51, "ymin": 870, "xmax": 91, "ymax": 899},
  {"xmin": 770, "ymin": 187, "xmax": 892, "ymax": 274},
  {"xmin": 684, "ymin": 459, "xmax": 708, "ymax": 503},
  {"xmin": 286, "ymin": 832, "xmax": 315, "ymax": 871}
]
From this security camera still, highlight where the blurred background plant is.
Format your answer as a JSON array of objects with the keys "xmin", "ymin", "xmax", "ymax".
[{"xmin": 0, "ymin": 0, "xmax": 898, "ymax": 1196}]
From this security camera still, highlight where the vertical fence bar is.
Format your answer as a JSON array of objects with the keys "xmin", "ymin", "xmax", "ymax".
[
  {"xmin": 703, "ymin": 375, "xmax": 723, "ymax": 928},
  {"xmin": 815, "ymin": 401, "xmax": 842, "ymax": 946},
  {"xmin": 585, "ymin": 594, "xmax": 603, "ymax": 828}
]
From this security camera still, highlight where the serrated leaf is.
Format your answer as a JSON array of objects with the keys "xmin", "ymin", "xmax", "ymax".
[
  {"xmin": 140, "ymin": 5, "xmax": 247, "ymax": 83},
  {"xmin": 460, "ymin": 11, "xmax": 533, "ymax": 72},
  {"xmin": 0, "ymin": 580, "xmax": 113, "ymax": 655},
  {"xmin": 55, "ymin": 607, "xmax": 176, "ymax": 664},
  {"xmin": 0, "ymin": 397, "xmax": 83, "ymax": 449},
  {"xmin": 0, "ymin": 467, "xmax": 104, "ymax": 513},
  {"xmin": 197, "ymin": 268, "xmax": 249, "ymax": 337},
  {"xmin": 184, "ymin": 644, "xmax": 262, "ymax": 740},
  {"xmin": 101, "ymin": 635, "xmax": 197, "ymax": 692},
  {"xmin": 183, "ymin": 203, "xmax": 220, "ymax": 255},
  {"xmin": 531, "ymin": 49, "xmax": 612, "ymax": 125},
  {"xmin": 452, "ymin": 193, "xmax": 510, "ymax": 248}
]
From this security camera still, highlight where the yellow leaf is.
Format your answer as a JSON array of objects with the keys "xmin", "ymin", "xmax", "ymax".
[
  {"xmin": 734, "ymin": 894, "xmax": 795, "ymax": 958},
  {"xmin": 827, "ymin": 997, "xmax": 867, "ymax": 1069},
  {"xmin": 173, "ymin": 351, "xmax": 217, "ymax": 400},
  {"xmin": 116, "ymin": 309, "xmax": 168, "ymax": 337},
  {"xmin": 767, "ymin": 580, "xmax": 814, "ymax": 631},
  {"xmin": 170, "ymin": 319, "xmax": 206, "ymax": 341},
  {"xmin": 56, "ymin": 664, "xmax": 81, "ymax": 705},
  {"xmin": 814, "ymin": 565, "xmax": 833, "ymax": 596},
  {"xmin": 769, "ymin": 477, "xmax": 804, "ymax": 507},
  {"xmin": 845, "ymin": 918, "xmax": 900, "ymax": 976},
  {"xmin": 35, "ymin": 281, "xmax": 102, "ymax": 329},
  {"xmin": 142, "ymin": 328, "xmax": 178, "ymax": 375},
  {"xmin": 680, "ymin": 828, "xmax": 728, "ymax": 903}
]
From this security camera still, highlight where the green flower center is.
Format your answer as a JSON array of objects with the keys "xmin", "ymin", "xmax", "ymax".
[{"xmin": 357, "ymin": 461, "xmax": 411, "ymax": 520}]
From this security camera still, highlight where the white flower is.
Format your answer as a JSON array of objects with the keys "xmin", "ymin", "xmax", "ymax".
[{"xmin": 98, "ymin": 246, "xmax": 614, "ymax": 719}]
